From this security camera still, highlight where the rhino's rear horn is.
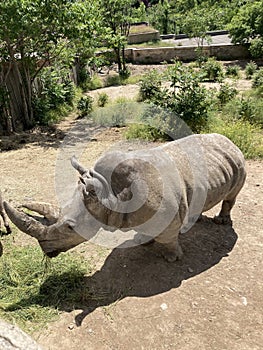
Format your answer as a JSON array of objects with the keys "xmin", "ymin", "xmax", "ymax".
[
  {"xmin": 22, "ymin": 201, "xmax": 60, "ymax": 223},
  {"xmin": 3, "ymin": 201, "xmax": 47, "ymax": 240},
  {"xmin": 71, "ymin": 155, "xmax": 88, "ymax": 176}
]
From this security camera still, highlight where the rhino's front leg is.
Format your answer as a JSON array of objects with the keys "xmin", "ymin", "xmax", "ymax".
[{"xmin": 154, "ymin": 230, "xmax": 183, "ymax": 262}]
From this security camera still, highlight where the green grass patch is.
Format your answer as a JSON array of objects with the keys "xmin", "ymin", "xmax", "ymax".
[
  {"xmin": 129, "ymin": 25, "xmax": 157, "ymax": 34},
  {"xmin": 0, "ymin": 238, "xmax": 92, "ymax": 334},
  {"xmin": 205, "ymin": 117, "xmax": 263, "ymax": 159},
  {"xmin": 125, "ymin": 123, "xmax": 169, "ymax": 141}
]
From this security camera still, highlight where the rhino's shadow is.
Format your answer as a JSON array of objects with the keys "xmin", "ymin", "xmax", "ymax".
[{"xmin": 72, "ymin": 216, "xmax": 237, "ymax": 325}]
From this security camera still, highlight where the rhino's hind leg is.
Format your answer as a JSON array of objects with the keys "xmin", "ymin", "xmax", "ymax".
[{"xmin": 214, "ymin": 198, "xmax": 236, "ymax": 225}]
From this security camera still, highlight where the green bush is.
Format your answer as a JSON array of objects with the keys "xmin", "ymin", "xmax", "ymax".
[
  {"xmin": 125, "ymin": 123, "xmax": 169, "ymax": 141},
  {"xmin": 77, "ymin": 95, "xmax": 93, "ymax": 118},
  {"xmin": 85, "ymin": 75, "xmax": 103, "ymax": 90},
  {"xmin": 245, "ymin": 61, "xmax": 258, "ymax": 79},
  {"xmin": 208, "ymin": 119, "xmax": 263, "ymax": 159},
  {"xmin": 252, "ymin": 68, "xmax": 263, "ymax": 88},
  {"xmin": 200, "ymin": 57, "xmax": 224, "ymax": 82},
  {"xmin": 225, "ymin": 65, "xmax": 240, "ymax": 78},
  {"xmin": 217, "ymin": 83, "xmax": 238, "ymax": 106},
  {"xmin": 97, "ymin": 92, "xmax": 109, "ymax": 107},
  {"xmin": 250, "ymin": 37, "xmax": 263, "ymax": 59},
  {"xmin": 138, "ymin": 69, "xmax": 163, "ymax": 102},
  {"xmin": 222, "ymin": 95, "xmax": 263, "ymax": 128},
  {"xmin": 33, "ymin": 67, "xmax": 75, "ymax": 125}
]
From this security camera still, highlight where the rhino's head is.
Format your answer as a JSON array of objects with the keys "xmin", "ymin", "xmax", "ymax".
[{"xmin": 4, "ymin": 157, "xmax": 120, "ymax": 257}]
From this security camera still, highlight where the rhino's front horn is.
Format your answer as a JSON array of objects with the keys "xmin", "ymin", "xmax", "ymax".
[
  {"xmin": 22, "ymin": 201, "xmax": 60, "ymax": 223},
  {"xmin": 3, "ymin": 201, "xmax": 47, "ymax": 240}
]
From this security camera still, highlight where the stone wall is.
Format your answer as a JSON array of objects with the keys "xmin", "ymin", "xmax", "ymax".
[{"xmin": 124, "ymin": 44, "xmax": 250, "ymax": 64}]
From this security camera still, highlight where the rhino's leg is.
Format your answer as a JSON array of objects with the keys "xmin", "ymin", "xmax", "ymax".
[
  {"xmin": 214, "ymin": 198, "xmax": 236, "ymax": 225},
  {"xmin": 154, "ymin": 230, "xmax": 183, "ymax": 263}
]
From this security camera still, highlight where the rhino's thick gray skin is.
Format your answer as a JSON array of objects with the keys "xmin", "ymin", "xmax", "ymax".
[{"xmin": 4, "ymin": 133, "xmax": 246, "ymax": 262}]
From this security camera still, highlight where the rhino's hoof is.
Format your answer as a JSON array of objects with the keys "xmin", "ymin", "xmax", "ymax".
[
  {"xmin": 163, "ymin": 246, "xmax": 183, "ymax": 263},
  {"xmin": 213, "ymin": 215, "xmax": 232, "ymax": 225}
]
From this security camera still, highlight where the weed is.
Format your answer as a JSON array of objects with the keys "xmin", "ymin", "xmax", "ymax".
[
  {"xmin": 97, "ymin": 93, "xmax": 109, "ymax": 107},
  {"xmin": 252, "ymin": 68, "xmax": 263, "ymax": 88},
  {"xmin": 245, "ymin": 61, "xmax": 258, "ymax": 79},
  {"xmin": 225, "ymin": 65, "xmax": 240, "ymax": 78},
  {"xmin": 200, "ymin": 57, "xmax": 224, "ymax": 82},
  {"xmin": 77, "ymin": 95, "xmax": 93, "ymax": 118}
]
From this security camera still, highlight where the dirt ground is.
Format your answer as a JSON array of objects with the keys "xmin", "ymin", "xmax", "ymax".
[{"xmin": 0, "ymin": 72, "xmax": 262, "ymax": 349}]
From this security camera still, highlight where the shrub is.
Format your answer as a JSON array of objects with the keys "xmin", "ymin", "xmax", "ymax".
[
  {"xmin": 200, "ymin": 57, "xmax": 224, "ymax": 82},
  {"xmin": 222, "ymin": 95, "xmax": 263, "ymax": 128},
  {"xmin": 77, "ymin": 95, "xmax": 93, "ymax": 118},
  {"xmin": 225, "ymin": 65, "xmax": 240, "ymax": 78},
  {"xmin": 245, "ymin": 61, "xmax": 258, "ymax": 79},
  {"xmin": 138, "ymin": 69, "xmax": 163, "ymax": 102},
  {"xmin": 217, "ymin": 83, "xmax": 238, "ymax": 106},
  {"xmin": 97, "ymin": 92, "xmax": 109, "ymax": 107},
  {"xmin": 252, "ymin": 68, "xmax": 263, "ymax": 88},
  {"xmin": 208, "ymin": 119, "xmax": 263, "ymax": 159},
  {"xmin": 250, "ymin": 37, "xmax": 263, "ymax": 59},
  {"xmin": 33, "ymin": 67, "xmax": 75, "ymax": 125},
  {"xmin": 88, "ymin": 75, "xmax": 103, "ymax": 90},
  {"xmin": 125, "ymin": 123, "xmax": 169, "ymax": 141}
]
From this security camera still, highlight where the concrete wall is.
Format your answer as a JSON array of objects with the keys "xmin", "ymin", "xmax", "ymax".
[
  {"xmin": 124, "ymin": 44, "xmax": 250, "ymax": 64},
  {"xmin": 128, "ymin": 30, "xmax": 160, "ymax": 44}
]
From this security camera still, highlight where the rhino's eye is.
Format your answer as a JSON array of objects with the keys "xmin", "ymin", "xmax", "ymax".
[
  {"xmin": 65, "ymin": 220, "xmax": 76, "ymax": 231},
  {"xmin": 67, "ymin": 224, "xmax": 74, "ymax": 230}
]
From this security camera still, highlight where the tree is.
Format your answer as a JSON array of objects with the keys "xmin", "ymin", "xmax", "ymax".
[
  {"xmin": 0, "ymin": 0, "xmax": 100, "ymax": 134},
  {"xmin": 228, "ymin": 1, "xmax": 263, "ymax": 58},
  {"xmin": 99, "ymin": 0, "xmax": 136, "ymax": 76}
]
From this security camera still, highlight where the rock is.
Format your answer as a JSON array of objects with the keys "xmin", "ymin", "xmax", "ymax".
[{"xmin": 0, "ymin": 320, "xmax": 43, "ymax": 350}]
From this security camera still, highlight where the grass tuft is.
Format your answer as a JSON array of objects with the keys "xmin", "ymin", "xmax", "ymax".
[{"xmin": 0, "ymin": 238, "xmax": 92, "ymax": 333}]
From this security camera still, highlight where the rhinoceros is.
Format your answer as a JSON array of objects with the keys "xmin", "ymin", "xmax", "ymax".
[
  {"xmin": 0, "ymin": 190, "xmax": 11, "ymax": 235},
  {"xmin": 4, "ymin": 133, "xmax": 246, "ymax": 262}
]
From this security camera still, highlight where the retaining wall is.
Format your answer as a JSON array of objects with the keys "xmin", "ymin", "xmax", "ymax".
[{"xmin": 124, "ymin": 44, "xmax": 250, "ymax": 63}]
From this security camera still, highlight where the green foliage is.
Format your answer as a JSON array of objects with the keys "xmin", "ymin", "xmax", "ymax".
[
  {"xmin": 33, "ymin": 67, "xmax": 75, "ymax": 125},
  {"xmin": 225, "ymin": 65, "xmax": 240, "ymax": 78},
  {"xmin": 228, "ymin": 1, "xmax": 263, "ymax": 57},
  {"xmin": 252, "ymin": 69, "xmax": 263, "ymax": 88},
  {"xmin": 97, "ymin": 92, "xmax": 109, "ymax": 107},
  {"xmin": 0, "ymin": 0, "xmax": 101, "ymax": 132},
  {"xmin": 207, "ymin": 119, "xmax": 263, "ymax": 159},
  {"xmin": 249, "ymin": 38, "xmax": 263, "ymax": 59},
  {"xmin": 100, "ymin": 0, "xmax": 134, "ymax": 75},
  {"xmin": 138, "ymin": 69, "xmax": 163, "ymax": 102},
  {"xmin": 126, "ymin": 123, "xmax": 170, "ymax": 141},
  {"xmin": 245, "ymin": 61, "xmax": 258, "ymax": 79},
  {"xmin": 217, "ymin": 83, "xmax": 238, "ymax": 106},
  {"xmin": 77, "ymin": 95, "xmax": 94, "ymax": 118},
  {"xmin": 200, "ymin": 57, "xmax": 224, "ymax": 82},
  {"xmin": 222, "ymin": 94, "xmax": 263, "ymax": 128},
  {"xmin": 0, "ymin": 242, "xmax": 91, "ymax": 333},
  {"xmin": 86, "ymin": 75, "xmax": 103, "ymax": 91}
]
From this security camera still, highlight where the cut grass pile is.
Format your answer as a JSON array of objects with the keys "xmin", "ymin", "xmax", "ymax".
[{"xmin": 0, "ymin": 236, "xmax": 92, "ymax": 333}]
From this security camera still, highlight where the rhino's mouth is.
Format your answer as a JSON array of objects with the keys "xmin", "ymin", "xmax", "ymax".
[{"xmin": 45, "ymin": 250, "xmax": 61, "ymax": 258}]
